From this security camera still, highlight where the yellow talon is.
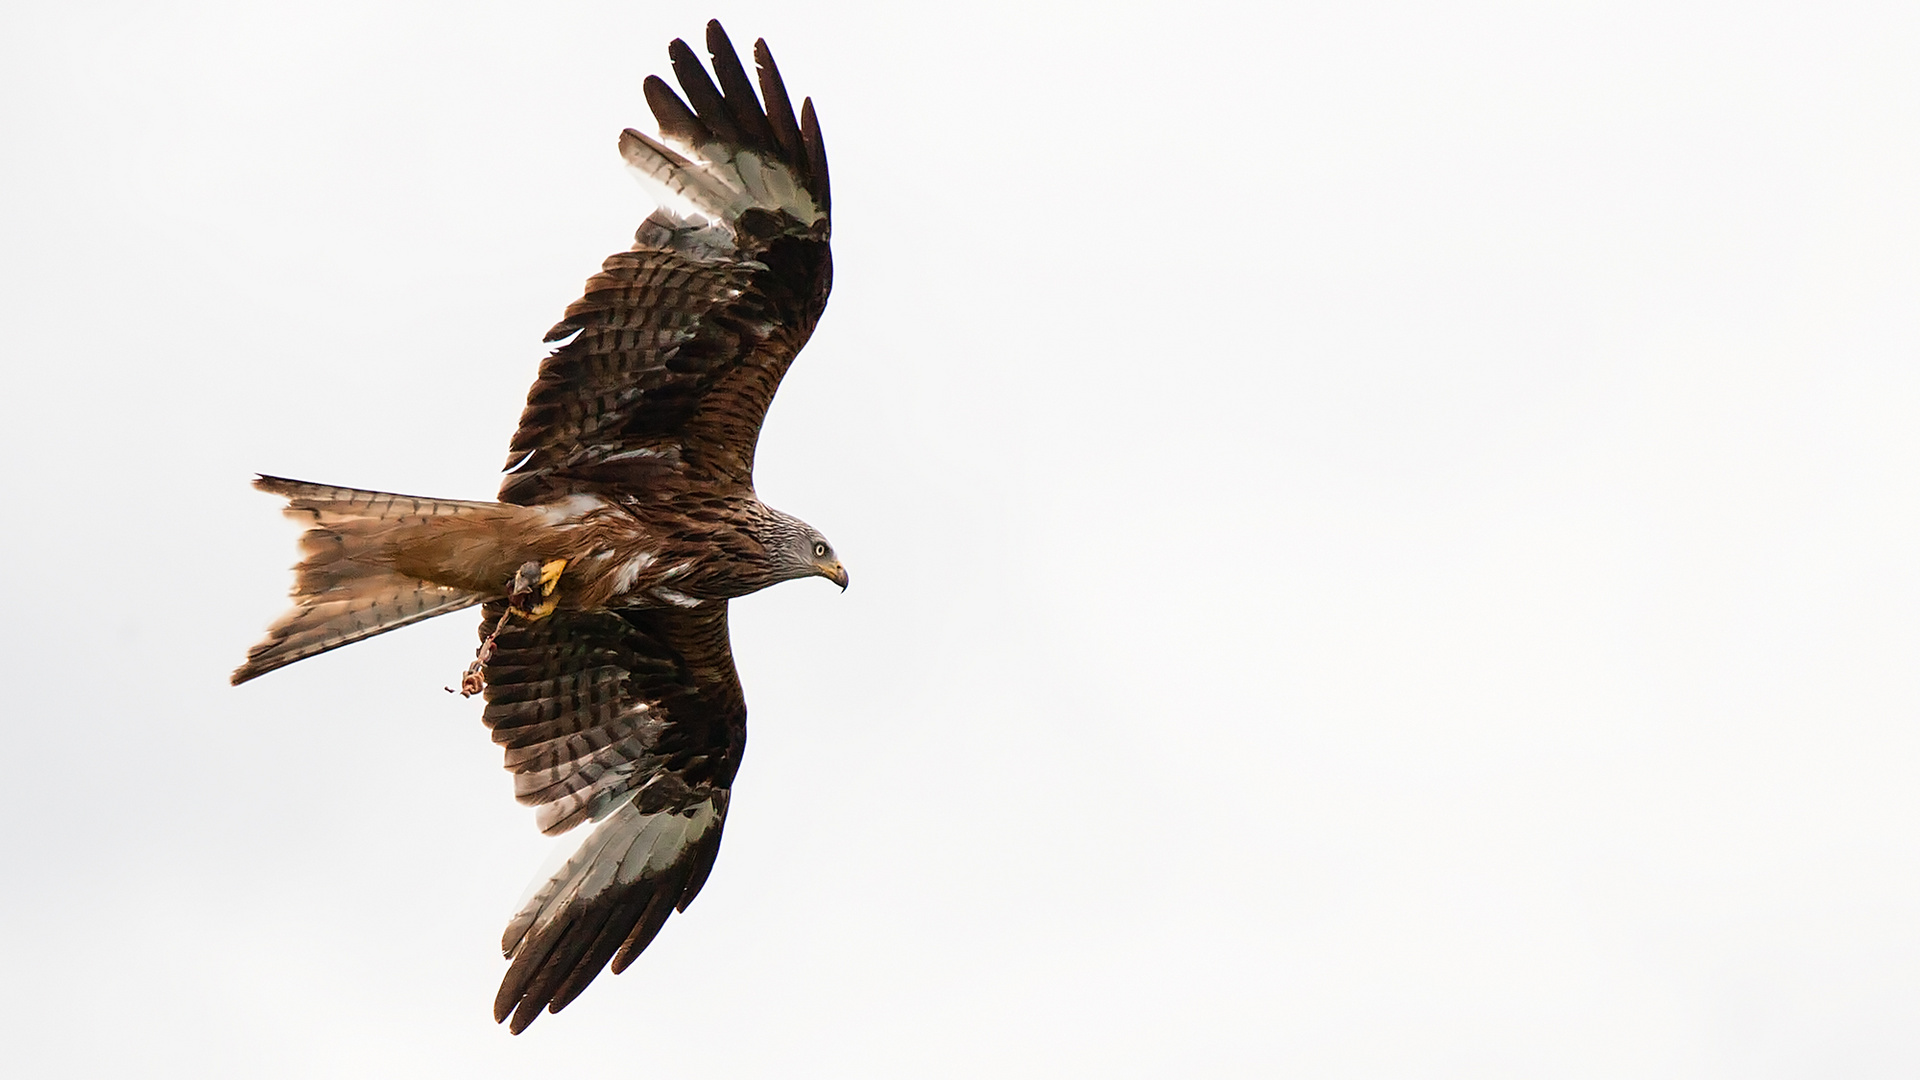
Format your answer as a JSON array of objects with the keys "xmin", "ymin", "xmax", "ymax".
[{"xmin": 508, "ymin": 558, "xmax": 568, "ymax": 621}]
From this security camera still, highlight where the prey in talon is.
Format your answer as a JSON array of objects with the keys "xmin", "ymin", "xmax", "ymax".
[
  {"xmin": 455, "ymin": 558, "xmax": 571, "ymax": 698},
  {"xmin": 230, "ymin": 19, "xmax": 850, "ymax": 1035}
]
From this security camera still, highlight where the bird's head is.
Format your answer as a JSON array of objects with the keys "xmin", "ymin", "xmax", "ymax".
[{"xmin": 763, "ymin": 510, "xmax": 848, "ymax": 590}]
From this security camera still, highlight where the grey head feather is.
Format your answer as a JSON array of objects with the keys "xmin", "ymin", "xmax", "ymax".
[{"xmin": 756, "ymin": 507, "xmax": 842, "ymax": 586}]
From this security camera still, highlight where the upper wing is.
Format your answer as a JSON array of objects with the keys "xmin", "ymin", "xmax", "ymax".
[
  {"xmin": 500, "ymin": 20, "xmax": 832, "ymax": 504},
  {"xmin": 478, "ymin": 602, "xmax": 745, "ymax": 1033}
]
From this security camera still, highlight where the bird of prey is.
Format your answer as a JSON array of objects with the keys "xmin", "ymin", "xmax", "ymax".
[{"xmin": 231, "ymin": 21, "xmax": 841, "ymax": 1033}]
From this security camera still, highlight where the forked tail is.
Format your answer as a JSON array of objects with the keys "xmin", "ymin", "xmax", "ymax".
[{"xmin": 232, "ymin": 476, "xmax": 495, "ymax": 684}]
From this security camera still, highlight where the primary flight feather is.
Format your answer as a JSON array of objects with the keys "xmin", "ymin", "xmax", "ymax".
[{"xmin": 232, "ymin": 21, "xmax": 841, "ymax": 1033}]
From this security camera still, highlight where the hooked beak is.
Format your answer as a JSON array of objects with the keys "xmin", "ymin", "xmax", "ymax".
[{"xmin": 820, "ymin": 561, "xmax": 849, "ymax": 591}]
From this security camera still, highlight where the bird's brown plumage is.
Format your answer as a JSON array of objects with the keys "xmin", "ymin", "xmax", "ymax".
[{"xmin": 233, "ymin": 21, "xmax": 840, "ymax": 1033}]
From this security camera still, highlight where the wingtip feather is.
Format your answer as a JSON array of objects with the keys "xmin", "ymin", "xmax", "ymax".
[{"xmin": 800, "ymin": 97, "xmax": 829, "ymax": 212}]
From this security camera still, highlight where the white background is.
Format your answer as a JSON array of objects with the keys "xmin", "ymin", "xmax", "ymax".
[{"xmin": 3, "ymin": 1, "xmax": 1918, "ymax": 1075}]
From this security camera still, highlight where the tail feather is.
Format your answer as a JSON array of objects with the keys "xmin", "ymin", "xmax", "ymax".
[
  {"xmin": 255, "ymin": 475, "xmax": 501, "ymax": 526},
  {"xmin": 233, "ymin": 476, "xmax": 494, "ymax": 685}
]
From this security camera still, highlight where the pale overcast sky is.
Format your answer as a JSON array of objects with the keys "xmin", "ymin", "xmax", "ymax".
[{"xmin": 3, "ymin": 1, "xmax": 1919, "ymax": 1076}]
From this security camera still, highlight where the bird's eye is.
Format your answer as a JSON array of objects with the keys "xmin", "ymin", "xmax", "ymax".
[{"xmin": 813, "ymin": 542, "xmax": 828, "ymax": 558}]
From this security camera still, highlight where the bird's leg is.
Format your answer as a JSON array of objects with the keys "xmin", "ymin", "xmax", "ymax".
[{"xmin": 449, "ymin": 558, "xmax": 568, "ymax": 697}]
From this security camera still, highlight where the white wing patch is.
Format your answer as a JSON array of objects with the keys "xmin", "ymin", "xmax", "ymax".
[
  {"xmin": 502, "ymin": 796, "xmax": 720, "ymax": 959},
  {"xmin": 538, "ymin": 493, "xmax": 611, "ymax": 524},
  {"xmin": 609, "ymin": 552, "xmax": 656, "ymax": 595},
  {"xmin": 619, "ymin": 126, "xmax": 823, "ymax": 245}
]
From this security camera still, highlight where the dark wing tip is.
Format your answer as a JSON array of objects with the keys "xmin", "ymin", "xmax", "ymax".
[
  {"xmin": 646, "ymin": 24, "xmax": 827, "ymax": 213},
  {"xmin": 667, "ymin": 35, "xmax": 740, "ymax": 146},
  {"xmin": 800, "ymin": 97, "xmax": 829, "ymax": 212},
  {"xmin": 644, "ymin": 73, "xmax": 710, "ymax": 148},
  {"xmin": 752, "ymin": 38, "xmax": 806, "ymax": 169},
  {"xmin": 704, "ymin": 21, "xmax": 775, "ymax": 151},
  {"xmin": 493, "ymin": 818, "xmax": 725, "ymax": 1034}
]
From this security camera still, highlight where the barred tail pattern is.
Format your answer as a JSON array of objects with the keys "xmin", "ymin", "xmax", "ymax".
[{"xmin": 231, "ymin": 476, "xmax": 491, "ymax": 684}]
